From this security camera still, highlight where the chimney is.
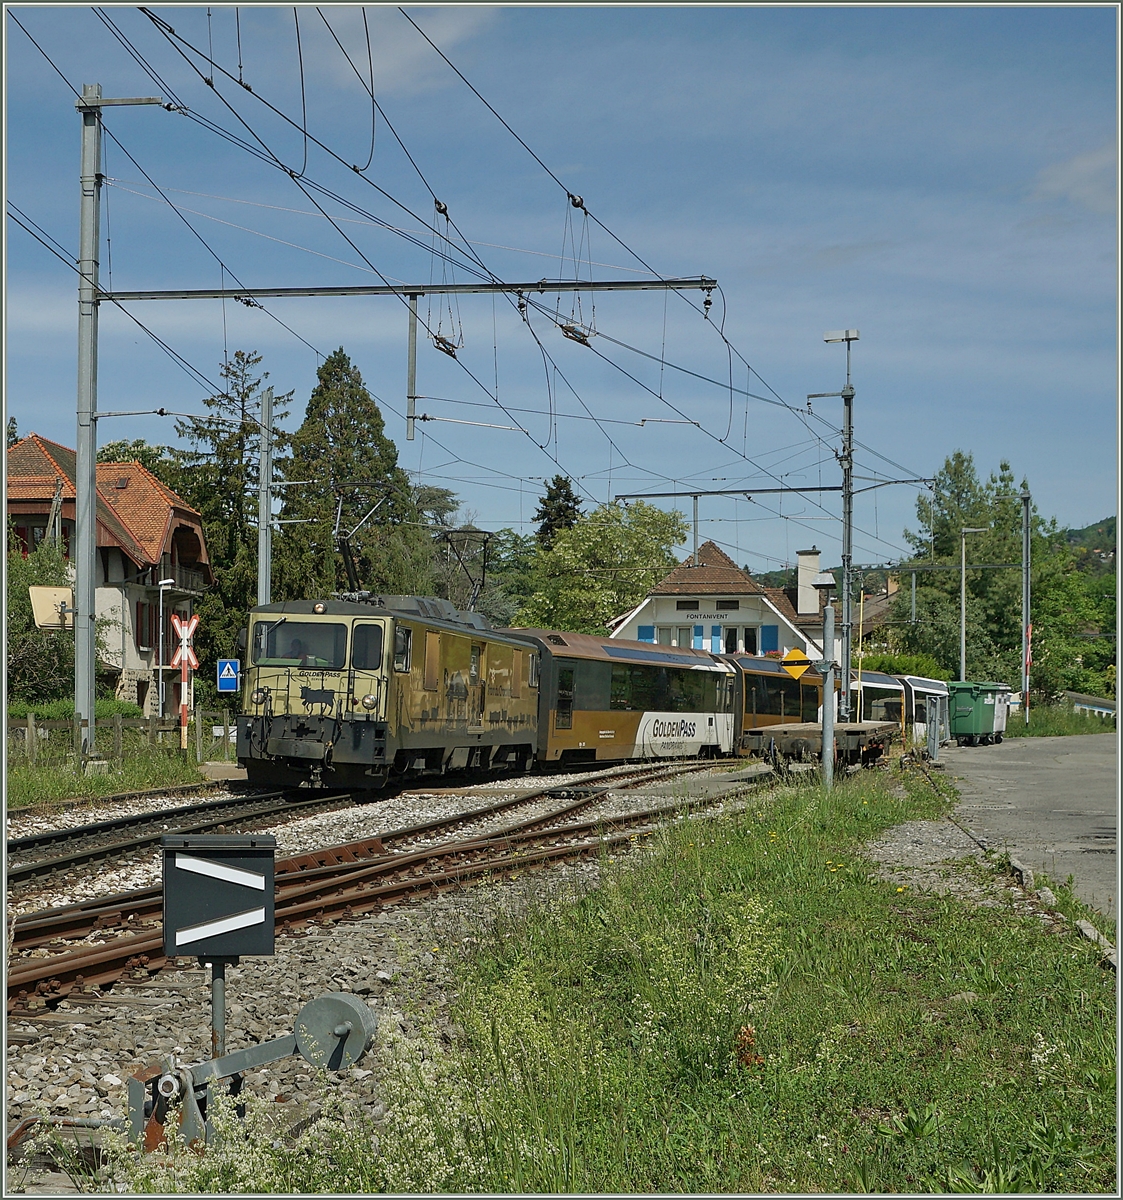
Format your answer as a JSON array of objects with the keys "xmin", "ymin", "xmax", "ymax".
[{"xmin": 796, "ymin": 547, "xmax": 820, "ymax": 615}]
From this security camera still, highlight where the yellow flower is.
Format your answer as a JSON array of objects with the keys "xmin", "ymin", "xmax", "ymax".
[{"xmin": 896, "ymin": 886, "xmax": 907, "ymax": 893}]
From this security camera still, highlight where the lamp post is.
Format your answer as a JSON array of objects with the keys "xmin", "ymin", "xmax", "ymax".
[
  {"xmin": 960, "ymin": 528, "xmax": 987, "ymax": 682},
  {"xmin": 157, "ymin": 577, "xmax": 175, "ymax": 717}
]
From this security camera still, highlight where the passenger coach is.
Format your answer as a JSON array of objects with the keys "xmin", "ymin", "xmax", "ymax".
[{"xmin": 511, "ymin": 629, "xmax": 736, "ymax": 765}]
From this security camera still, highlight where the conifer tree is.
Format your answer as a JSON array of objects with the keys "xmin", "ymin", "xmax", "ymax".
[
  {"xmin": 273, "ymin": 348, "xmax": 432, "ymax": 598},
  {"xmin": 533, "ymin": 475, "xmax": 582, "ymax": 548}
]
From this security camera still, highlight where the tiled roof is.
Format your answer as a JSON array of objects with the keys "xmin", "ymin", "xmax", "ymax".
[
  {"xmin": 7, "ymin": 434, "xmax": 207, "ymax": 569},
  {"xmin": 649, "ymin": 540, "xmax": 768, "ymax": 596}
]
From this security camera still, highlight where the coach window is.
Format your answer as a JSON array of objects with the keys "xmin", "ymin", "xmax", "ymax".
[
  {"xmin": 528, "ymin": 653, "xmax": 540, "ymax": 688},
  {"xmin": 393, "ymin": 625, "xmax": 413, "ymax": 672},
  {"xmin": 352, "ymin": 624, "xmax": 384, "ymax": 670},
  {"xmin": 556, "ymin": 667, "xmax": 575, "ymax": 729}
]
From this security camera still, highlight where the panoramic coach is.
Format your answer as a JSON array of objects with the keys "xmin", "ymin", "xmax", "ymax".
[{"xmin": 510, "ymin": 629, "xmax": 737, "ymax": 765}]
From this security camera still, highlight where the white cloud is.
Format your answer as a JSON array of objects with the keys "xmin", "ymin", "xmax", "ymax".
[
  {"xmin": 1032, "ymin": 142, "xmax": 1117, "ymax": 215},
  {"xmin": 299, "ymin": 6, "xmax": 500, "ymax": 98}
]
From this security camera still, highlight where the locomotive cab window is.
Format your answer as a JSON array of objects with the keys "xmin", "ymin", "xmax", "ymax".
[
  {"xmin": 351, "ymin": 623, "xmax": 384, "ymax": 671},
  {"xmin": 252, "ymin": 620, "xmax": 347, "ymax": 669},
  {"xmin": 393, "ymin": 625, "xmax": 413, "ymax": 672},
  {"xmin": 528, "ymin": 653, "xmax": 540, "ymax": 688}
]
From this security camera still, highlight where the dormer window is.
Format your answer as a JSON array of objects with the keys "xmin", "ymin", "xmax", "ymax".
[{"xmin": 115, "ymin": 477, "xmax": 128, "ymax": 489}]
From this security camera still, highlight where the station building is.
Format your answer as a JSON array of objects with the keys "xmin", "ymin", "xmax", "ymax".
[
  {"xmin": 7, "ymin": 433, "xmax": 212, "ymax": 715},
  {"xmin": 608, "ymin": 540, "xmax": 836, "ymax": 661}
]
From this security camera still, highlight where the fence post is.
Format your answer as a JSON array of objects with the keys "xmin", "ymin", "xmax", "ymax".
[
  {"xmin": 148, "ymin": 715, "xmax": 156, "ymax": 748},
  {"xmin": 222, "ymin": 709, "xmax": 231, "ymax": 761},
  {"xmin": 195, "ymin": 709, "xmax": 203, "ymax": 764},
  {"xmin": 27, "ymin": 713, "xmax": 37, "ymax": 765},
  {"xmin": 113, "ymin": 712, "xmax": 123, "ymax": 761},
  {"xmin": 73, "ymin": 714, "xmax": 83, "ymax": 764}
]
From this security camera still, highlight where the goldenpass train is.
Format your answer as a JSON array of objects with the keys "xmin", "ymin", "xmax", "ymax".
[{"xmin": 235, "ymin": 595, "xmax": 931, "ymax": 787}]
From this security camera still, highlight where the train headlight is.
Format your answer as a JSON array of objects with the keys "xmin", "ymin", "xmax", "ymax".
[
  {"xmin": 313, "ymin": 602, "xmax": 327, "ymax": 614},
  {"xmin": 361, "ymin": 693, "xmax": 378, "ymax": 710},
  {"xmin": 251, "ymin": 688, "xmax": 268, "ymax": 705}
]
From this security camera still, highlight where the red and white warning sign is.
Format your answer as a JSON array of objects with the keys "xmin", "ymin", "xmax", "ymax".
[{"xmin": 171, "ymin": 613, "xmax": 200, "ymax": 749}]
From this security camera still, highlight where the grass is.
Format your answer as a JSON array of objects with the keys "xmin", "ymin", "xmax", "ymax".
[
  {"xmin": 5, "ymin": 734, "xmax": 206, "ymax": 810},
  {"xmin": 1004, "ymin": 704, "xmax": 1116, "ymax": 738},
  {"xmin": 434, "ymin": 769, "xmax": 1117, "ymax": 1193},
  {"xmin": 88, "ymin": 768, "xmax": 1117, "ymax": 1194}
]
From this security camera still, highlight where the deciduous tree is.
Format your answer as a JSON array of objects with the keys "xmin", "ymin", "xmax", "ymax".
[{"xmin": 517, "ymin": 501, "xmax": 687, "ymax": 634}]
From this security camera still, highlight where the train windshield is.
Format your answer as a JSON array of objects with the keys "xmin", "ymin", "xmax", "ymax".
[{"xmin": 252, "ymin": 620, "xmax": 348, "ymax": 669}]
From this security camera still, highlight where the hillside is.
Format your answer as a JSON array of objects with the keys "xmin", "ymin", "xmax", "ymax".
[{"xmin": 1064, "ymin": 515, "xmax": 1116, "ymax": 575}]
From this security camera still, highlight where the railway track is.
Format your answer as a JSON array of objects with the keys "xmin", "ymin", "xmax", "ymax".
[
  {"xmin": 8, "ymin": 761, "xmax": 768, "ymax": 1011},
  {"xmin": 5, "ymin": 789, "xmax": 367, "ymax": 886}
]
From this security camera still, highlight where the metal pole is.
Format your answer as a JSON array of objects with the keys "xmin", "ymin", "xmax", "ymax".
[
  {"xmin": 406, "ymin": 294, "xmax": 418, "ymax": 441},
  {"xmin": 211, "ymin": 960, "xmax": 226, "ymax": 1059},
  {"xmin": 960, "ymin": 529, "xmax": 967, "ymax": 682},
  {"xmin": 257, "ymin": 387, "xmax": 274, "ymax": 604},
  {"xmin": 910, "ymin": 570, "xmax": 916, "ymax": 624},
  {"xmin": 821, "ymin": 604, "xmax": 835, "ymax": 790},
  {"xmin": 839, "ymin": 372, "xmax": 854, "ymax": 720},
  {"xmin": 158, "ymin": 583, "xmax": 166, "ymax": 717},
  {"xmin": 73, "ymin": 88, "xmax": 162, "ymax": 752},
  {"xmin": 1022, "ymin": 490, "xmax": 1031, "ymax": 725},
  {"xmin": 74, "ymin": 84, "xmax": 103, "ymax": 753},
  {"xmin": 692, "ymin": 494, "xmax": 699, "ymax": 564}
]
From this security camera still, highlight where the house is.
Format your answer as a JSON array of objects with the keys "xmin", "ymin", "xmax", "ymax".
[
  {"xmin": 7, "ymin": 434, "xmax": 212, "ymax": 715},
  {"xmin": 608, "ymin": 540, "xmax": 837, "ymax": 660}
]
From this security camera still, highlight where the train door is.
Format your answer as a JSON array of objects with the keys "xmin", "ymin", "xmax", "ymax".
[
  {"xmin": 350, "ymin": 621, "xmax": 386, "ymax": 718},
  {"xmin": 469, "ymin": 643, "xmax": 485, "ymax": 727}
]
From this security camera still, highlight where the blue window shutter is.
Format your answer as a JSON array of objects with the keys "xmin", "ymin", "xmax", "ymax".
[
  {"xmin": 711, "ymin": 625, "xmax": 722, "ymax": 654},
  {"xmin": 637, "ymin": 625, "xmax": 656, "ymax": 643},
  {"xmin": 692, "ymin": 624, "xmax": 704, "ymax": 649},
  {"xmin": 760, "ymin": 624, "xmax": 779, "ymax": 653}
]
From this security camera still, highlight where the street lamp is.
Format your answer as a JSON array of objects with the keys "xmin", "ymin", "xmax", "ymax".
[
  {"xmin": 157, "ymin": 577, "xmax": 175, "ymax": 717},
  {"xmin": 960, "ymin": 529, "xmax": 987, "ymax": 682}
]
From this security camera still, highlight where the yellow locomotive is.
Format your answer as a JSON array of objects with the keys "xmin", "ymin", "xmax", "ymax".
[{"xmin": 236, "ymin": 596, "xmax": 539, "ymax": 787}]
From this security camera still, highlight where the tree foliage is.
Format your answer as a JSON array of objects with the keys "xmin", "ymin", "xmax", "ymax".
[
  {"xmin": 516, "ymin": 501, "xmax": 688, "ymax": 634},
  {"xmin": 273, "ymin": 348, "xmax": 431, "ymax": 599},
  {"xmin": 534, "ymin": 475, "xmax": 583, "ymax": 549},
  {"xmin": 6, "ymin": 529, "xmax": 75, "ymax": 704},
  {"xmin": 890, "ymin": 453, "xmax": 1115, "ymax": 700}
]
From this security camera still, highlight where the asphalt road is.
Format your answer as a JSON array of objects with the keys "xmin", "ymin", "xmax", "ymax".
[{"xmin": 942, "ymin": 733, "xmax": 1118, "ymax": 921}]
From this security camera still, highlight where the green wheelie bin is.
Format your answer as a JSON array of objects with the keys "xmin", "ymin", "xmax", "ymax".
[{"xmin": 949, "ymin": 681, "xmax": 1008, "ymax": 746}]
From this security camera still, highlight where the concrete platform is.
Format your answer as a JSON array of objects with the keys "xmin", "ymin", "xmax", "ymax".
[
  {"xmin": 946, "ymin": 733, "xmax": 1117, "ymax": 921},
  {"xmin": 198, "ymin": 761, "xmax": 248, "ymax": 782}
]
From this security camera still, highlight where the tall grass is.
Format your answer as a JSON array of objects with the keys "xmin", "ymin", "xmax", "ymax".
[
  {"xmin": 1005, "ymin": 704, "xmax": 1116, "ymax": 738},
  {"xmin": 5, "ymin": 726, "xmax": 204, "ymax": 809},
  {"xmin": 442, "ymin": 772, "xmax": 1116, "ymax": 1192}
]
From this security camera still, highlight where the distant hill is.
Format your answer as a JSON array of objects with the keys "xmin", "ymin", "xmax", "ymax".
[{"xmin": 1064, "ymin": 516, "xmax": 1115, "ymax": 575}]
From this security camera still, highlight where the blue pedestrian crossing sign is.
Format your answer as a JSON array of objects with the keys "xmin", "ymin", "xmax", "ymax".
[{"xmin": 217, "ymin": 659, "xmax": 241, "ymax": 693}]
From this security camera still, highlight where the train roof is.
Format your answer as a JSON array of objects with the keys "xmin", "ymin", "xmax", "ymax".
[
  {"xmin": 727, "ymin": 654, "xmax": 824, "ymax": 680},
  {"xmin": 249, "ymin": 596, "xmax": 538, "ymax": 642},
  {"xmin": 508, "ymin": 628, "xmax": 734, "ymax": 672},
  {"xmin": 899, "ymin": 675, "xmax": 950, "ymax": 693},
  {"xmin": 855, "ymin": 670, "xmax": 903, "ymax": 688}
]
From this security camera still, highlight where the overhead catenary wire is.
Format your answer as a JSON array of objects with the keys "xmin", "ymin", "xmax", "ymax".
[{"xmin": 28, "ymin": 7, "xmax": 921, "ymax": 556}]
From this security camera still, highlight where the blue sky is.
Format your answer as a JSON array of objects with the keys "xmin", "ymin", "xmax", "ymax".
[{"xmin": 5, "ymin": 4, "xmax": 1117, "ymax": 573}]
